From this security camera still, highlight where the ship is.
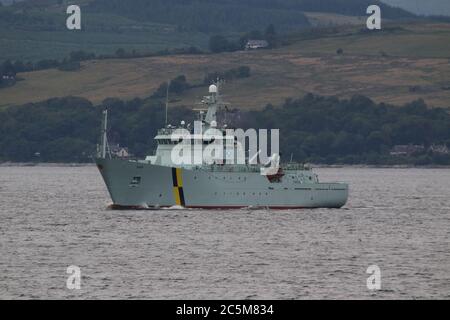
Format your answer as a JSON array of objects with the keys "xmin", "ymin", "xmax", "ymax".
[{"xmin": 95, "ymin": 84, "xmax": 349, "ymax": 209}]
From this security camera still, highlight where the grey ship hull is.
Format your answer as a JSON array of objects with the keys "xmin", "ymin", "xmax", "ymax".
[{"xmin": 96, "ymin": 158, "xmax": 349, "ymax": 209}]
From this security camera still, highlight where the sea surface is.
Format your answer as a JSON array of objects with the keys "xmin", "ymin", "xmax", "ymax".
[{"xmin": 0, "ymin": 166, "xmax": 449, "ymax": 299}]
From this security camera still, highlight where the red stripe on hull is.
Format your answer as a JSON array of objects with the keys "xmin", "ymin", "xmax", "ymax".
[
  {"xmin": 185, "ymin": 205, "xmax": 307, "ymax": 210},
  {"xmin": 108, "ymin": 204, "xmax": 312, "ymax": 210}
]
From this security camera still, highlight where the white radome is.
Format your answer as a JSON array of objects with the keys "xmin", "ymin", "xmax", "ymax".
[{"xmin": 209, "ymin": 84, "xmax": 218, "ymax": 93}]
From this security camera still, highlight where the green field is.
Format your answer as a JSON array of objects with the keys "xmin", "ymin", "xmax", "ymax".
[
  {"xmin": 0, "ymin": 10, "xmax": 209, "ymax": 62},
  {"xmin": 0, "ymin": 28, "xmax": 209, "ymax": 62},
  {"xmin": 0, "ymin": 2, "xmax": 210, "ymax": 61}
]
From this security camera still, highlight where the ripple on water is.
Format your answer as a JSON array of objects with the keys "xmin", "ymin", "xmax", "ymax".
[{"xmin": 0, "ymin": 166, "xmax": 449, "ymax": 299}]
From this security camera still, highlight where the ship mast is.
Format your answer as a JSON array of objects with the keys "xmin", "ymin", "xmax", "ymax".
[
  {"xmin": 165, "ymin": 80, "xmax": 170, "ymax": 126},
  {"xmin": 100, "ymin": 109, "xmax": 111, "ymax": 159},
  {"xmin": 204, "ymin": 80, "xmax": 227, "ymax": 125}
]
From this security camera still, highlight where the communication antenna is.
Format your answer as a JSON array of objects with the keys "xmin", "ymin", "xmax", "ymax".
[{"xmin": 165, "ymin": 80, "xmax": 170, "ymax": 126}]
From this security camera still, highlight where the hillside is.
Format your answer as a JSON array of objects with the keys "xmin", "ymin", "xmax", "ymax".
[
  {"xmin": 1, "ymin": 22, "xmax": 450, "ymax": 110},
  {"xmin": 0, "ymin": 1, "xmax": 209, "ymax": 62},
  {"xmin": 87, "ymin": 0, "xmax": 413, "ymax": 33},
  {"xmin": 0, "ymin": 0, "xmax": 417, "ymax": 61}
]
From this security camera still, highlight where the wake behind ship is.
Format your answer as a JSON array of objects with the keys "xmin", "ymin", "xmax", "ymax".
[{"xmin": 95, "ymin": 84, "xmax": 348, "ymax": 209}]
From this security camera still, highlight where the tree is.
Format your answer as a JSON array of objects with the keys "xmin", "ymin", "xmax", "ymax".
[
  {"xmin": 170, "ymin": 75, "xmax": 189, "ymax": 94},
  {"xmin": 116, "ymin": 48, "xmax": 126, "ymax": 58},
  {"xmin": 1, "ymin": 60, "xmax": 16, "ymax": 77},
  {"xmin": 248, "ymin": 30, "xmax": 263, "ymax": 40},
  {"xmin": 209, "ymin": 35, "xmax": 230, "ymax": 53},
  {"xmin": 152, "ymin": 75, "xmax": 190, "ymax": 98},
  {"xmin": 237, "ymin": 66, "xmax": 251, "ymax": 78},
  {"xmin": 70, "ymin": 50, "xmax": 95, "ymax": 62},
  {"xmin": 265, "ymin": 24, "xmax": 277, "ymax": 48},
  {"xmin": 13, "ymin": 60, "xmax": 25, "ymax": 73}
]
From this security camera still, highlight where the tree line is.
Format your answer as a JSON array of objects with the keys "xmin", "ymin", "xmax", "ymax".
[
  {"xmin": 151, "ymin": 67, "xmax": 251, "ymax": 99},
  {"xmin": 0, "ymin": 46, "xmax": 205, "ymax": 87},
  {"xmin": 88, "ymin": 0, "xmax": 310, "ymax": 34},
  {"xmin": 1, "ymin": 89, "xmax": 450, "ymax": 164},
  {"xmin": 239, "ymin": 94, "xmax": 450, "ymax": 165}
]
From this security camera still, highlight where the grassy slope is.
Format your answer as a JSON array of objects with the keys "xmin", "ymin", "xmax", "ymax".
[
  {"xmin": 303, "ymin": 12, "xmax": 367, "ymax": 27},
  {"xmin": 0, "ymin": 27, "xmax": 209, "ymax": 62},
  {"xmin": 1, "ymin": 21, "xmax": 450, "ymax": 110},
  {"xmin": 0, "ymin": 3, "xmax": 209, "ymax": 61},
  {"xmin": 288, "ymin": 23, "xmax": 450, "ymax": 58}
]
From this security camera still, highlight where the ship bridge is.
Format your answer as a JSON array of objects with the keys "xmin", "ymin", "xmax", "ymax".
[{"xmin": 146, "ymin": 83, "xmax": 243, "ymax": 167}]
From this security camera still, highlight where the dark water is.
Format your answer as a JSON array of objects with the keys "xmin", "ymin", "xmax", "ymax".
[{"xmin": 0, "ymin": 166, "xmax": 449, "ymax": 299}]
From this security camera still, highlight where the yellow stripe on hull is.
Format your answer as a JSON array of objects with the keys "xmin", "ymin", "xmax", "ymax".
[
  {"xmin": 176, "ymin": 168, "xmax": 183, "ymax": 187},
  {"xmin": 173, "ymin": 187, "xmax": 182, "ymax": 206}
]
